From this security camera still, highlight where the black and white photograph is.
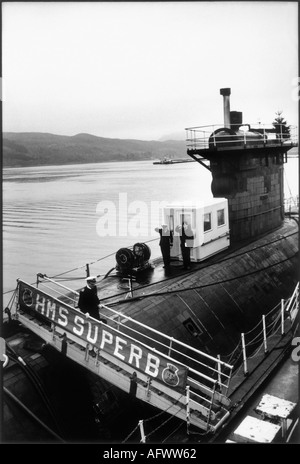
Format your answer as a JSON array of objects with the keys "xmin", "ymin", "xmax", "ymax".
[{"xmin": 1, "ymin": 1, "xmax": 299, "ymax": 447}]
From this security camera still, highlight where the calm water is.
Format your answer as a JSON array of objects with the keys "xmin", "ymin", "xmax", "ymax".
[{"xmin": 3, "ymin": 157, "xmax": 298, "ymax": 308}]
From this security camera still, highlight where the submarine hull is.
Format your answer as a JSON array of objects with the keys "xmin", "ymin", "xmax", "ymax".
[{"xmin": 102, "ymin": 217, "xmax": 298, "ymax": 362}]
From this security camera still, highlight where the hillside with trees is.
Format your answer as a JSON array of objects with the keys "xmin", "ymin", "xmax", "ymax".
[{"xmin": 3, "ymin": 132, "xmax": 187, "ymax": 167}]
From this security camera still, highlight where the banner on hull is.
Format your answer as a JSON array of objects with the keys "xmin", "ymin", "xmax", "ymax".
[{"xmin": 18, "ymin": 281, "xmax": 188, "ymax": 392}]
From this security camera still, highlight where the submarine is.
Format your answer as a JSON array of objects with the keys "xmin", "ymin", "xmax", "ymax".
[{"xmin": 2, "ymin": 88, "xmax": 299, "ymax": 443}]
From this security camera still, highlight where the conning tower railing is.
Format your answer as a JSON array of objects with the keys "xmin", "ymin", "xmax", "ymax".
[{"xmin": 185, "ymin": 124, "xmax": 298, "ymax": 151}]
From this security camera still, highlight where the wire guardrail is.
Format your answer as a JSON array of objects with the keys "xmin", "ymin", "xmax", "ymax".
[
  {"xmin": 122, "ymin": 393, "xmax": 186, "ymax": 443},
  {"xmin": 14, "ymin": 276, "xmax": 234, "ymax": 432},
  {"xmin": 6, "ymin": 272, "xmax": 298, "ymax": 440},
  {"xmin": 239, "ymin": 282, "xmax": 299, "ymax": 375},
  {"xmin": 99, "ymin": 302, "xmax": 233, "ymax": 390},
  {"xmin": 284, "ymin": 196, "xmax": 299, "ymax": 214},
  {"xmin": 185, "ymin": 123, "xmax": 298, "ymax": 151},
  {"xmin": 32, "ymin": 274, "xmax": 233, "ymax": 382},
  {"xmin": 16, "ymin": 274, "xmax": 299, "ymax": 385},
  {"xmin": 208, "ymin": 282, "xmax": 299, "ymax": 378}
]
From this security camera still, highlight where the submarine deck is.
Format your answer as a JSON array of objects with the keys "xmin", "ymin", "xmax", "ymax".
[
  {"xmin": 47, "ymin": 216, "xmax": 297, "ymax": 303},
  {"xmin": 30, "ymin": 214, "xmax": 298, "ymax": 367},
  {"xmin": 52, "ymin": 216, "xmax": 299, "ymax": 318}
]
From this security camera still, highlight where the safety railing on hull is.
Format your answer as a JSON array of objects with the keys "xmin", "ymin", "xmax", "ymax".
[
  {"xmin": 284, "ymin": 196, "xmax": 299, "ymax": 215},
  {"xmin": 28, "ymin": 275, "xmax": 300, "ymax": 388},
  {"xmin": 32, "ymin": 274, "xmax": 234, "ymax": 394},
  {"xmin": 185, "ymin": 124, "xmax": 298, "ymax": 151},
  {"xmin": 121, "ymin": 281, "xmax": 300, "ymax": 443},
  {"xmin": 15, "ymin": 276, "xmax": 234, "ymax": 432},
  {"xmin": 224, "ymin": 282, "xmax": 299, "ymax": 377},
  {"xmin": 16, "ymin": 274, "xmax": 300, "ymax": 384},
  {"xmin": 12, "ymin": 277, "xmax": 299, "ymax": 435},
  {"xmin": 100, "ymin": 302, "xmax": 233, "ymax": 394},
  {"xmin": 35, "ymin": 273, "xmax": 79, "ymax": 307}
]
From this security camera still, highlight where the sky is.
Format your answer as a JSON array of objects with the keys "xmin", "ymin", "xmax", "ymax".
[{"xmin": 2, "ymin": 1, "xmax": 299, "ymax": 140}]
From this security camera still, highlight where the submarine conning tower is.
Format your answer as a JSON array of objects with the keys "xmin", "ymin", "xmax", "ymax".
[{"xmin": 185, "ymin": 88, "xmax": 297, "ymax": 243}]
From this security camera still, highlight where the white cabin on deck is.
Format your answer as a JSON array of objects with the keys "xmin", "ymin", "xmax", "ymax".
[{"xmin": 162, "ymin": 198, "xmax": 230, "ymax": 262}]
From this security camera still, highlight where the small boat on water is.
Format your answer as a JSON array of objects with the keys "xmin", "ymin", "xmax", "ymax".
[
  {"xmin": 153, "ymin": 157, "xmax": 195, "ymax": 164},
  {"xmin": 153, "ymin": 157, "xmax": 174, "ymax": 164},
  {"xmin": 2, "ymin": 88, "xmax": 299, "ymax": 443}
]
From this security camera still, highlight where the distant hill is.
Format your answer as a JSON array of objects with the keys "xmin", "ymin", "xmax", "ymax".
[{"xmin": 2, "ymin": 132, "xmax": 188, "ymax": 167}]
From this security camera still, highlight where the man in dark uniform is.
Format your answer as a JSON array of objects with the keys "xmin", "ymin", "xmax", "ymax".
[
  {"xmin": 175, "ymin": 222, "xmax": 194, "ymax": 270},
  {"xmin": 78, "ymin": 276, "xmax": 107, "ymax": 323},
  {"xmin": 155, "ymin": 224, "xmax": 173, "ymax": 268}
]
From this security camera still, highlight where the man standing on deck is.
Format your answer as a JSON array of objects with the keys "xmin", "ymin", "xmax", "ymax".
[
  {"xmin": 175, "ymin": 221, "xmax": 194, "ymax": 270},
  {"xmin": 78, "ymin": 276, "xmax": 107, "ymax": 323},
  {"xmin": 155, "ymin": 224, "xmax": 173, "ymax": 268}
]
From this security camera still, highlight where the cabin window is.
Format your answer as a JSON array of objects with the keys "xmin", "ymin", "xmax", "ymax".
[
  {"xmin": 203, "ymin": 212, "xmax": 212, "ymax": 232},
  {"xmin": 217, "ymin": 209, "xmax": 225, "ymax": 226}
]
